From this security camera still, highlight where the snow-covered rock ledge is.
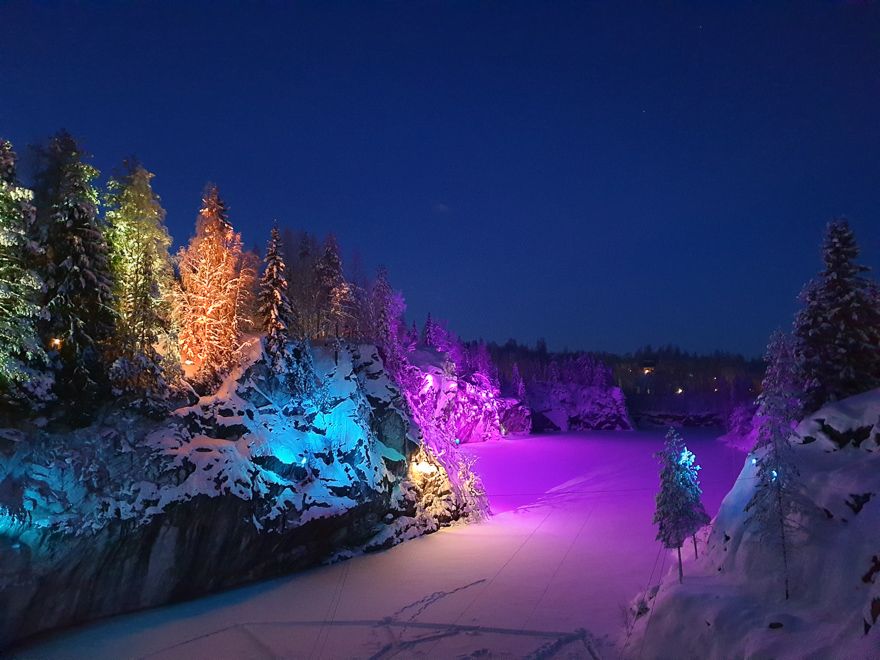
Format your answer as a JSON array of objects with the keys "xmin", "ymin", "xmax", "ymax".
[
  {"xmin": 623, "ymin": 389, "xmax": 880, "ymax": 659},
  {"xmin": 529, "ymin": 382, "xmax": 633, "ymax": 432},
  {"xmin": 0, "ymin": 342, "xmax": 483, "ymax": 651}
]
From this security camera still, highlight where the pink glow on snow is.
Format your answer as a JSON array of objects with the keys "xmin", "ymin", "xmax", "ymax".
[{"xmin": 20, "ymin": 429, "xmax": 745, "ymax": 659}]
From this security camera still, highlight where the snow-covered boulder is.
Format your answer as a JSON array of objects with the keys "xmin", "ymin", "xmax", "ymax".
[
  {"xmin": 529, "ymin": 382, "xmax": 633, "ymax": 432},
  {"xmin": 0, "ymin": 341, "xmax": 481, "ymax": 651},
  {"xmin": 499, "ymin": 397, "xmax": 531, "ymax": 434},
  {"xmin": 624, "ymin": 389, "xmax": 880, "ymax": 659}
]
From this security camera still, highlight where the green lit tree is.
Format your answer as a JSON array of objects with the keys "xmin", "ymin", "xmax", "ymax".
[
  {"xmin": 0, "ymin": 139, "xmax": 44, "ymax": 398},
  {"xmin": 104, "ymin": 161, "xmax": 175, "ymax": 403}
]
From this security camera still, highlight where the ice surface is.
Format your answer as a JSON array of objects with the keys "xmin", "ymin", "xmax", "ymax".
[{"xmin": 16, "ymin": 429, "xmax": 744, "ymax": 659}]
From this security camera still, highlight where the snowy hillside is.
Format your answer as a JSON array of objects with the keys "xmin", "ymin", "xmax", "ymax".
[
  {"xmin": 0, "ymin": 340, "xmax": 484, "ymax": 650},
  {"xmin": 625, "ymin": 389, "xmax": 880, "ymax": 659}
]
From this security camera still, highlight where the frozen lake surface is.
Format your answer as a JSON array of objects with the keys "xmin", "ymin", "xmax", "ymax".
[{"xmin": 16, "ymin": 430, "xmax": 746, "ymax": 659}]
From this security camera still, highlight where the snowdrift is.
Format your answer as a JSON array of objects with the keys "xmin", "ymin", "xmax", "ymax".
[
  {"xmin": 625, "ymin": 389, "xmax": 880, "ymax": 659},
  {"xmin": 0, "ymin": 341, "xmax": 483, "ymax": 650}
]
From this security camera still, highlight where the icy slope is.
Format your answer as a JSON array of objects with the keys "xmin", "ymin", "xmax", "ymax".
[{"xmin": 625, "ymin": 389, "xmax": 880, "ymax": 659}]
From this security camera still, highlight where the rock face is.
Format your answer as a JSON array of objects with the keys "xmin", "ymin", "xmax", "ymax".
[
  {"xmin": 0, "ymin": 341, "xmax": 477, "ymax": 651},
  {"xmin": 499, "ymin": 398, "xmax": 532, "ymax": 434},
  {"xmin": 529, "ymin": 382, "xmax": 633, "ymax": 432},
  {"xmin": 406, "ymin": 349, "xmax": 522, "ymax": 443},
  {"xmin": 631, "ymin": 410, "xmax": 724, "ymax": 429}
]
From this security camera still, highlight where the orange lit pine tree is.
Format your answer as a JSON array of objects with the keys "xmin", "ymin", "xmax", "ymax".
[{"xmin": 174, "ymin": 185, "xmax": 254, "ymax": 385}]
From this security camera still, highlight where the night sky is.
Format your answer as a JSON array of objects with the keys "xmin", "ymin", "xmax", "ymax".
[{"xmin": 2, "ymin": 1, "xmax": 878, "ymax": 357}]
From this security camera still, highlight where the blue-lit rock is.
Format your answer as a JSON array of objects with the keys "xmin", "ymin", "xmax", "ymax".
[{"xmin": 0, "ymin": 340, "xmax": 479, "ymax": 650}]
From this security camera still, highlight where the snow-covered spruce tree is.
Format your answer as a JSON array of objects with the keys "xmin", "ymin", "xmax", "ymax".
[
  {"xmin": 0, "ymin": 139, "xmax": 45, "ymax": 402},
  {"xmin": 370, "ymin": 265, "xmax": 407, "ymax": 374},
  {"xmin": 511, "ymin": 362, "xmax": 528, "ymax": 403},
  {"xmin": 289, "ymin": 231, "xmax": 318, "ymax": 337},
  {"xmin": 745, "ymin": 330, "xmax": 808, "ymax": 600},
  {"xmin": 371, "ymin": 265, "xmax": 393, "ymax": 343},
  {"xmin": 34, "ymin": 131, "xmax": 115, "ymax": 409},
  {"xmin": 653, "ymin": 428, "xmax": 710, "ymax": 583},
  {"xmin": 422, "ymin": 313, "xmax": 439, "ymax": 348},
  {"xmin": 104, "ymin": 162, "xmax": 175, "ymax": 404},
  {"xmin": 258, "ymin": 225, "xmax": 293, "ymax": 369},
  {"xmin": 314, "ymin": 234, "xmax": 352, "ymax": 338},
  {"xmin": 473, "ymin": 341, "xmax": 499, "ymax": 387},
  {"xmin": 174, "ymin": 185, "xmax": 252, "ymax": 387},
  {"xmin": 793, "ymin": 219, "xmax": 880, "ymax": 412},
  {"xmin": 678, "ymin": 444, "xmax": 710, "ymax": 559}
]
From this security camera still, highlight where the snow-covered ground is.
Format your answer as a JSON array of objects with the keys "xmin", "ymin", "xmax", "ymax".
[
  {"xmin": 626, "ymin": 391, "xmax": 880, "ymax": 659},
  {"xmin": 13, "ymin": 430, "xmax": 744, "ymax": 659}
]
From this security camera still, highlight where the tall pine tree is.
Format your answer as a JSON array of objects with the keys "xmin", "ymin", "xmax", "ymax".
[
  {"xmin": 0, "ymin": 139, "xmax": 44, "ymax": 396},
  {"xmin": 104, "ymin": 162, "xmax": 174, "ymax": 399},
  {"xmin": 511, "ymin": 362, "xmax": 528, "ymax": 402},
  {"xmin": 259, "ymin": 225, "xmax": 293, "ymax": 368},
  {"xmin": 746, "ymin": 330, "xmax": 807, "ymax": 600},
  {"xmin": 314, "ymin": 234, "xmax": 351, "ymax": 338},
  {"xmin": 174, "ymin": 185, "xmax": 251, "ymax": 386},
  {"xmin": 794, "ymin": 219, "xmax": 880, "ymax": 412},
  {"xmin": 34, "ymin": 131, "xmax": 115, "ymax": 408}
]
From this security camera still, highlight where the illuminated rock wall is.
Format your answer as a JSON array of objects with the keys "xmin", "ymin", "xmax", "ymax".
[{"xmin": 0, "ymin": 341, "xmax": 479, "ymax": 650}]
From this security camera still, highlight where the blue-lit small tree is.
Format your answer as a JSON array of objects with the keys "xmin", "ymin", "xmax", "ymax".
[{"xmin": 653, "ymin": 428, "xmax": 711, "ymax": 583}]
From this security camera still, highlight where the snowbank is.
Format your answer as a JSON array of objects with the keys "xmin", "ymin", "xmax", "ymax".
[
  {"xmin": 0, "ymin": 341, "xmax": 481, "ymax": 650},
  {"xmin": 624, "ymin": 389, "xmax": 880, "ymax": 659}
]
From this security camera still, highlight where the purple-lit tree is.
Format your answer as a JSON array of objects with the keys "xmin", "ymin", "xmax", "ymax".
[
  {"xmin": 746, "ymin": 330, "xmax": 808, "ymax": 600},
  {"xmin": 511, "ymin": 362, "xmax": 527, "ymax": 402}
]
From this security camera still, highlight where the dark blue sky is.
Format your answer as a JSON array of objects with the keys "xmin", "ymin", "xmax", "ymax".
[{"xmin": 2, "ymin": 1, "xmax": 878, "ymax": 357}]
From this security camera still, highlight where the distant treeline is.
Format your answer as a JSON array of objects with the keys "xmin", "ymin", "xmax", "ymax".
[{"xmin": 489, "ymin": 340, "xmax": 763, "ymax": 415}]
